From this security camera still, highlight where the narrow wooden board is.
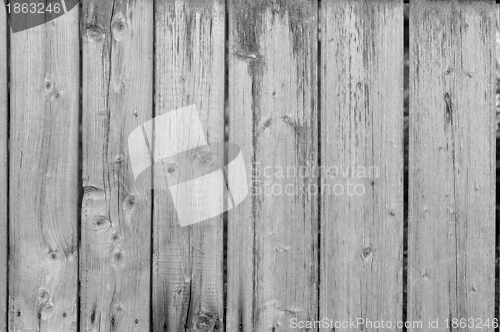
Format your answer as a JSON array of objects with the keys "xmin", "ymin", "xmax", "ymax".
[
  {"xmin": 8, "ymin": 7, "xmax": 80, "ymax": 332},
  {"xmin": 225, "ymin": 0, "xmax": 255, "ymax": 328},
  {"xmin": 227, "ymin": 1, "xmax": 319, "ymax": 330},
  {"xmin": 320, "ymin": 1, "xmax": 404, "ymax": 330},
  {"xmin": 0, "ymin": 4, "xmax": 7, "ymax": 332},
  {"xmin": 408, "ymin": 1, "xmax": 496, "ymax": 330},
  {"xmin": 153, "ymin": 0, "xmax": 225, "ymax": 330},
  {"xmin": 80, "ymin": 0, "xmax": 153, "ymax": 331}
]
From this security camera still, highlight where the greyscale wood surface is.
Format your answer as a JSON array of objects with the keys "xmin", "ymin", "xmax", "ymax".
[
  {"xmin": 81, "ymin": 0, "xmax": 153, "ymax": 331},
  {"xmin": 408, "ymin": 1, "xmax": 496, "ymax": 331},
  {"xmin": 153, "ymin": 0, "xmax": 225, "ymax": 331},
  {"xmin": 227, "ymin": 1, "xmax": 319, "ymax": 331},
  {"xmin": 8, "ymin": 7, "xmax": 80, "ymax": 332},
  {"xmin": 0, "ymin": 1, "xmax": 497, "ymax": 332},
  {"xmin": 320, "ymin": 1, "xmax": 404, "ymax": 330},
  {"xmin": 0, "ymin": 4, "xmax": 7, "ymax": 332}
]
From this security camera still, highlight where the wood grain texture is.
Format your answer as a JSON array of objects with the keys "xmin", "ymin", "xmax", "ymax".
[
  {"xmin": 8, "ymin": 7, "xmax": 80, "ymax": 332},
  {"xmin": 408, "ymin": 1, "xmax": 496, "ymax": 330},
  {"xmin": 81, "ymin": 0, "xmax": 153, "ymax": 331},
  {"xmin": 0, "ymin": 4, "xmax": 7, "ymax": 332},
  {"xmin": 227, "ymin": 1, "xmax": 318, "ymax": 331},
  {"xmin": 153, "ymin": 0, "xmax": 225, "ymax": 331},
  {"xmin": 320, "ymin": 1, "xmax": 404, "ymax": 330}
]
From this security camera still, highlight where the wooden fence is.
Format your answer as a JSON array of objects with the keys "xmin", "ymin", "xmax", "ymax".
[{"xmin": 0, "ymin": 0, "xmax": 497, "ymax": 331}]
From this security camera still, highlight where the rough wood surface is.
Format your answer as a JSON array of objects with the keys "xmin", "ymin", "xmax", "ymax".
[
  {"xmin": 320, "ymin": 1, "xmax": 404, "ymax": 330},
  {"xmin": 0, "ymin": 4, "xmax": 7, "ymax": 332},
  {"xmin": 225, "ymin": 0, "xmax": 255, "ymax": 328},
  {"xmin": 153, "ymin": 0, "xmax": 225, "ymax": 331},
  {"xmin": 8, "ymin": 8, "xmax": 80, "ymax": 332},
  {"xmin": 2, "ymin": 2, "xmax": 499, "ymax": 330},
  {"xmin": 81, "ymin": 0, "xmax": 153, "ymax": 331},
  {"xmin": 408, "ymin": 1, "xmax": 496, "ymax": 330},
  {"xmin": 227, "ymin": 1, "xmax": 319, "ymax": 331}
]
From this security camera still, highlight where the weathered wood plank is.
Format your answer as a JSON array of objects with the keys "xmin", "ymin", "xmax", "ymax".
[
  {"xmin": 408, "ymin": 1, "xmax": 496, "ymax": 330},
  {"xmin": 9, "ymin": 7, "xmax": 80, "ymax": 332},
  {"xmin": 153, "ymin": 0, "xmax": 225, "ymax": 331},
  {"xmin": 227, "ymin": 1, "xmax": 319, "ymax": 330},
  {"xmin": 320, "ymin": 1, "xmax": 404, "ymax": 331},
  {"xmin": 80, "ymin": 0, "xmax": 153, "ymax": 331},
  {"xmin": 0, "ymin": 4, "xmax": 7, "ymax": 332}
]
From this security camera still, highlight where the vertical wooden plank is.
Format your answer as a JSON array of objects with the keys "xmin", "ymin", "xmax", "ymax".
[
  {"xmin": 0, "ymin": 3, "xmax": 7, "ymax": 332},
  {"xmin": 320, "ymin": 1, "xmax": 404, "ymax": 331},
  {"xmin": 227, "ymin": 1, "xmax": 318, "ymax": 331},
  {"xmin": 409, "ymin": 1, "xmax": 496, "ymax": 330},
  {"xmin": 225, "ymin": 0, "xmax": 255, "ymax": 329},
  {"xmin": 9, "ymin": 6, "xmax": 80, "ymax": 332},
  {"xmin": 153, "ymin": 0, "xmax": 225, "ymax": 331},
  {"xmin": 81, "ymin": 0, "xmax": 153, "ymax": 331}
]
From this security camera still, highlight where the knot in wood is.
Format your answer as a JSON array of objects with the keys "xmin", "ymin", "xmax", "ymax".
[
  {"xmin": 114, "ymin": 153, "xmax": 125, "ymax": 164},
  {"xmin": 93, "ymin": 215, "xmax": 111, "ymax": 231},
  {"xmin": 110, "ymin": 232, "xmax": 122, "ymax": 243},
  {"xmin": 44, "ymin": 79, "xmax": 54, "ymax": 92},
  {"xmin": 113, "ymin": 303, "xmax": 125, "ymax": 316},
  {"xmin": 48, "ymin": 250, "xmax": 60, "ymax": 261},
  {"xmin": 112, "ymin": 19, "xmax": 129, "ymax": 41},
  {"xmin": 164, "ymin": 162, "xmax": 179, "ymax": 175},
  {"xmin": 52, "ymin": 90, "xmax": 61, "ymax": 101},
  {"xmin": 362, "ymin": 247, "xmax": 372, "ymax": 258},
  {"xmin": 40, "ymin": 303, "xmax": 54, "ymax": 320},
  {"xmin": 112, "ymin": 251, "xmax": 126, "ymax": 270},
  {"xmin": 195, "ymin": 151, "xmax": 213, "ymax": 168},
  {"xmin": 123, "ymin": 195, "xmax": 136, "ymax": 209},
  {"xmin": 37, "ymin": 289, "xmax": 49, "ymax": 304},
  {"xmin": 86, "ymin": 25, "xmax": 105, "ymax": 42},
  {"xmin": 194, "ymin": 314, "xmax": 214, "ymax": 330}
]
